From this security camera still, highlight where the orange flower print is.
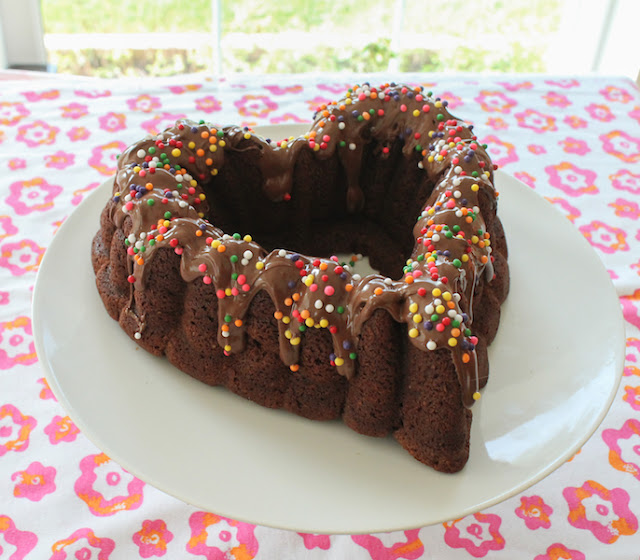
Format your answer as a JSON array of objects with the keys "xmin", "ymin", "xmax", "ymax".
[
  {"xmin": 67, "ymin": 126, "xmax": 91, "ymax": 142},
  {"xmin": 623, "ymin": 385, "xmax": 640, "ymax": 410},
  {"xmin": 60, "ymin": 102, "xmax": 88, "ymax": 119},
  {"xmin": 0, "ymin": 101, "xmax": 30, "ymax": 125},
  {"xmin": 264, "ymin": 84, "xmax": 303, "ymax": 96},
  {"xmin": 515, "ymin": 495, "xmax": 553, "ymax": 529},
  {"xmin": 586, "ymin": 103, "xmax": 615, "ymax": 122},
  {"xmin": 37, "ymin": 377, "xmax": 56, "ymax": 400},
  {"xmin": 0, "ymin": 316, "xmax": 37, "ymax": 368},
  {"xmin": 45, "ymin": 150, "xmax": 75, "ymax": 170},
  {"xmin": 195, "ymin": 95, "xmax": 222, "ymax": 114},
  {"xmin": 546, "ymin": 162, "xmax": 598, "ymax": 197},
  {"xmin": 270, "ymin": 112, "xmax": 309, "ymax": 125},
  {"xmin": 51, "ymin": 528, "xmax": 115, "ymax": 559},
  {"xmin": 485, "ymin": 117, "xmax": 508, "ymax": 130},
  {"xmin": 439, "ymin": 91, "xmax": 463, "ymax": 110},
  {"xmin": 235, "ymin": 94, "xmax": 278, "ymax": 119},
  {"xmin": 75, "ymin": 453, "xmax": 145, "ymax": 516},
  {"xmin": 0, "ymin": 404, "xmax": 36, "ymax": 456},
  {"xmin": 352, "ymin": 530, "xmax": 424, "ymax": 559},
  {"xmin": 514, "ymin": 171, "xmax": 536, "ymax": 189},
  {"xmin": 482, "ymin": 135, "xmax": 518, "ymax": 167},
  {"xmin": 515, "ymin": 109, "xmax": 557, "ymax": 133},
  {"xmin": 0, "ymin": 239, "xmax": 45, "ymax": 276},
  {"xmin": 7, "ymin": 177, "xmax": 62, "ymax": 214},
  {"xmin": 168, "ymin": 84, "xmax": 202, "ymax": 95},
  {"xmin": 603, "ymin": 418, "xmax": 640, "ymax": 481},
  {"xmin": 543, "ymin": 91, "xmax": 571, "ymax": 108},
  {"xmin": 11, "ymin": 461, "xmax": 56, "ymax": 501},
  {"xmin": 563, "ymin": 480, "xmax": 637, "ymax": 544},
  {"xmin": 600, "ymin": 131, "xmax": 640, "ymax": 163},
  {"xmin": 133, "ymin": 519, "xmax": 174, "ymax": 558},
  {"xmin": 44, "ymin": 415, "xmax": 80, "ymax": 444},
  {"xmin": 16, "ymin": 120, "xmax": 59, "ymax": 147},
  {"xmin": 534, "ymin": 542, "xmax": 585, "ymax": 560},
  {"xmin": 609, "ymin": 197, "xmax": 640, "ymax": 219},
  {"xmin": 127, "ymin": 94, "xmax": 162, "ymax": 112},
  {"xmin": 624, "ymin": 338, "xmax": 640, "ymax": 378},
  {"xmin": 187, "ymin": 512, "xmax": 258, "ymax": 559},
  {"xmin": 563, "ymin": 115, "xmax": 588, "ymax": 129},
  {"xmin": 0, "ymin": 515, "xmax": 37, "ymax": 558},
  {"xmin": 23, "ymin": 89, "xmax": 60, "ymax": 101},
  {"xmin": 559, "ymin": 137, "xmax": 590, "ymax": 155},
  {"xmin": 579, "ymin": 221, "xmax": 628, "ymax": 253},
  {"xmin": 544, "ymin": 197, "xmax": 581, "ymax": 222},
  {"xmin": 443, "ymin": 513, "xmax": 506, "ymax": 557},
  {"xmin": 88, "ymin": 141, "xmax": 128, "ymax": 176},
  {"xmin": 475, "ymin": 90, "xmax": 517, "ymax": 113},
  {"xmin": 610, "ymin": 168, "xmax": 640, "ymax": 194}
]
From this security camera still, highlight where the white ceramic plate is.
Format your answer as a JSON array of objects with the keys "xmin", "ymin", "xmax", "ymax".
[{"xmin": 33, "ymin": 125, "xmax": 625, "ymax": 534}]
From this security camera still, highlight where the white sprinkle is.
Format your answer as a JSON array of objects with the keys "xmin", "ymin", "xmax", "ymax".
[
  {"xmin": 134, "ymin": 332, "xmax": 142, "ymax": 340},
  {"xmin": 172, "ymin": 190, "xmax": 180, "ymax": 198},
  {"xmin": 135, "ymin": 240, "xmax": 143, "ymax": 249},
  {"xmin": 453, "ymin": 177, "xmax": 462, "ymax": 186},
  {"xmin": 124, "ymin": 194, "xmax": 132, "ymax": 202},
  {"xmin": 136, "ymin": 149, "xmax": 146, "ymax": 158},
  {"xmin": 222, "ymin": 234, "xmax": 231, "ymax": 240},
  {"xmin": 454, "ymin": 293, "xmax": 462, "ymax": 302},
  {"xmin": 338, "ymin": 122, "xmax": 346, "ymax": 130},
  {"xmin": 434, "ymin": 298, "xmax": 442, "ymax": 306},
  {"xmin": 432, "ymin": 233, "xmax": 441, "ymax": 242},
  {"xmin": 352, "ymin": 274, "xmax": 361, "ymax": 282},
  {"xmin": 175, "ymin": 175, "xmax": 183, "ymax": 182},
  {"xmin": 349, "ymin": 143, "xmax": 356, "ymax": 151},
  {"xmin": 325, "ymin": 304, "xmax": 335, "ymax": 313},
  {"xmin": 384, "ymin": 277, "xmax": 393, "ymax": 285},
  {"xmin": 418, "ymin": 161, "xmax": 424, "ymax": 169},
  {"xmin": 426, "ymin": 340, "xmax": 437, "ymax": 351},
  {"xmin": 455, "ymin": 210, "xmax": 463, "ymax": 218},
  {"xmin": 128, "ymin": 234, "xmax": 137, "ymax": 244},
  {"xmin": 222, "ymin": 330, "xmax": 230, "ymax": 338},
  {"xmin": 314, "ymin": 300, "xmax": 323, "ymax": 309},
  {"xmin": 455, "ymin": 313, "xmax": 463, "ymax": 323},
  {"xmin": 473, "ymin": 205, "xmax": 480, "ymax": 213},
  {"xmin": 448, "ymin": 309, "xmax": 457, "ymax": 318},
  {"xmin": 241, "ymin": 258, "xmax": 249, "ymax": 266},
  {"xmin": 454, "ymin": 190, "xmax": 462, "ymax": 199},
  {"xmin": 425, "ymin": 304, "xmax": 434, "ymax": 314},
  {"xmin": 278, "ymin": 249, "xmax": 287, "ymax": 257},
  {"xmin": 179, "ymin": 201, "xmax": 188, "ymax": 208},
  {"xmin": 243, "ymin": 250, "xmax": 253, "ymax": 260},
  {"xmin": 454, "ymin": 166, "xmax": 462, "ymax": 174}
]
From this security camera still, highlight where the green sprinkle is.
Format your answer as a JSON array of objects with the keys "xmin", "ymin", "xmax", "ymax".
[
  {"xmin": 147, "ymin": 199, "xmax": 155, "ymax": 206},
  {"xmin": 231, "ymin": 272, "xmax": 238, "ymax": 280},
  {"xmin": 431, "ymin": 314, "xmax": 439, "ymax": 322},
  {"xmin": 472, "ymin": 171, "xmax": 479, "ymax": 177},
  {"xmin": 337, "ymin": 306, "xmax": 345, "ymax": 314},
  {"xmin": 224, "ymin": 314, "xmax": 232, "ymax": 322},
  {"xmin": 349, "ymin": 352, "xmax": 357, "ymax": 360},
  {"xmin": 453, "ymin": 258, "xmax": 462, "ymax": 268},
  {"xmin": 465, "ymin": 328, "xmax": 472, "ymax": 336},
  {"xmin": 299, "ymin": 325, "xmax": 306, "ymax": 332},
  {"xmin": 233, "ymin": 233, "xmax": 241, "ymax": 240},
  {"xmin": 230, "ymin": 255, "xmax": 239, "ymax": 263},
  {"xmin": 148, "ymin": 147, "xmax": 156, "ymax": 154},
  {"xmin": 339, "ymin": 141, "xmax": 346, "ymax": 147},
  {"xmin": 452, "ymin": 320, "xmax": 461, "ymax": 328},
  {"xmin": 149, "ymin": 239, "xmax": 155, "ymax": 246},
  {"xmin": 164, "ymin": 211, "xmax": 172, "ymax": 219},
  {"xmin": 436, "ymin": 114, "xmax": 444, "ymax": 121}
]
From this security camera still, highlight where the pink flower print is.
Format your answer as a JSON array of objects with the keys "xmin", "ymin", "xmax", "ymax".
[
  {"xmin": 600, "ymin": 85, "xmax": 633, "ymax": 104},
  {"xmin": 133, "ymin": 519, "xmax": 174, "ymax": 558},
  {"xmin": 7, "ymin": 177, "xmax": 63, "ymax": 215},
  {"xmin": 140, "ymin": 112, "xmax": 186, "ymax": 136},
  {"xmin": 543, "ymin": 91, "xmax": 571, "ymax": 108},
  {"xmin": 37, "ymin": 377, "xmax": 56, "ymax": 400},
  {"xmin": 579, "ymin": 221, "xmax": 628, "ymax": 253},
  {"xmin": 45, "ymin": 150, "xmax": 75, "ymax": 170},
  {"xmin": 75, "ymin": 453, "xmax": 145, "ymax": 516},
  {"xmin": 264, "ymin": 84, "xmax": 303, "ymax": 96},
  {"xmin": 0, "ymin": 215, "xmax": 18, "ymax": 241},
  {"xmin": 269, "ymin": 112, "xmax": 310, "ymax": 125},
  {"xmin": 546, "ymin": 162, "xmax": 598, "ymax": 197},
  {"xmin": 0, "ymin": 101, "xmax": 30, "ymax": 125},
  {"xmin": 563, "ymin": 480, "xmax": 638, "ymax": 543},
  {"xmin": 61, "ymin": 102, "xmax": 88, "ymax": 119},
  {"xmin": 609, "ymin": 197, "xmax": 640, "ymax": 219},
  {"xmin": 51, "ymin": 528, "xmax": 115, "ymax": 560},
  {"xmin": 0, "ymin": 316, "xmax": 37, "ymax": 368},
  {"xmin": 515, "ymin": 495, "xmax": 553, "ymax": 529},
  {"xmin": 11, "ymin": 461, "xmax": 56, "ymax": 501},
  {"xmin": 528, "ymin": 144, "xmax": 546, "ymax": 155},
  {"xmin": 98, "ymin": 112, "xmax": 126, "ymax": 133},
  {"xmin": 622, "ymin": 289, "xmax": 640, "ymax": 331},
  {"xmin": 0, "ymin": 404, "xmax": 36, "ymax": 456},
  {"xmin": 235, "ymin": 94, "xmax": 278, "ymax": 119},
  {"xmin": 625, "ymin": 337, "xmax": 640, "ymax": 377},
  {"xmin": 0, "ymin": 239, "xmax": 45, "ymax": 275},
  {"xmin": 623, "ymin": 385, "xmax": 640, "ymax": 410},
  {"xmin": 8, "ymin": 157, "xmax": 26, "ymax": 170},
  {"xmin": 439, "ymin": 91, "xmax": 463, "ymax": 110},
  {"xmin": 318, "ymin": 82, "xmax": 352, "ymax": 94},
  {"xmin": 610, "ymin": 168, "xmax": 640, "ymax": 194},
  {"xmin": 88, "ymin": 141, "xmax": 127, "ymax": 176},
  {"xmin": 443, "ymin": 513, "xmax": 505, "ymax": 558},
  {"xmin": 629, "ymin": 105, "xmax": 640, "ymax": 124},
  {"xmin": 534, "ymin": 542, "xmax": 585, "ymax": 560},
  {"xmin": 475, "ymin": 90, "xmax": 517, "ymax": 113},
  {"xmin": 16, "ymin": 120, "xmax": 59, "ymax": 147},
  {"xmin": 515, "ymin": 108, "xmax": 557, "ymax": 133},
  {"xmin": 602, "ymin": 418, "xmax": 640, "ymax": 480},
  {"xmin": 187, "ymin": 512, "xmax": 258, "ymax": 560},
  {"xmin": 496, "ymin": 80, "xmax": 533, "ymax": 91},
  {"xmin": 559, "ymin": 137, "xmax": 590, "ymax": 155},
  {"xmin": 545, "ymin": 79, "xmax": 580, "ymax": 89},
  {"xmin": 75, "ymin": 88, "xmax": 111, "ymax": 98},
  {"xmin": 127, "ymin": 94, "xmax": 162, "ymax": 113},
  {"xmin": 0, "ymin": 516, "xmax": 37, "ymax": 559},
  {"xmin": 72, "ymin": 182, "xmax": 100, "ymax": 206},
  {"xmin": 601, "ymin": 130, "xmax": 640, "ymax": 163},
  {"xmin": 485, "ymin": 117, "xmax": 508, "ymax": 130},
  {"xmin": 44, "ymin": 415, "xmax": 80, "ymax": 444},
  {"xmin": 0, "ymin": 291, "xmax": 8, "ymax": 305},
  {"xmin": 544, "ymin": 197, "xmax": 581, "ymax": 222},
  {"xmin": 298, "ymin": 533, "xmax": 331, "ymax": 550},
  {"xmin": 22, "ymin": 89, "xmax": 60, "ymax": 101},
  {"xmin": 167, "ymin": 84, "xmax": 201, "ymax": 94},
  {"xmin": 67, "ymin": 126, "xmax": 91, "ymax": 142},
  {"xmin": 481, "ymin": 135, "xmax": 518, "ymax": 167},
  {"xmin": 352, "ymin": 530, "xmax": 424, "ymax": 560},
  {"xmin": 564, "ymin": 114, "xmax": 588, "ymax": 129},
  {"xmin": 586, "ymin": 103, "xmax": 615, "ymax": 122},
  {"xmin": 514, "ymin": 171, "xmax": 536, "ymax": 189},
  {"xmin": 195, "ymin": 95, "xmax": 222, "ymax": 114}
]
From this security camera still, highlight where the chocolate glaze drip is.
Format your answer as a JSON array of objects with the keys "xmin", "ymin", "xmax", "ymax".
[{"xmin": 109, "ymin": 82, "xmax": 500, "ymax": 408}]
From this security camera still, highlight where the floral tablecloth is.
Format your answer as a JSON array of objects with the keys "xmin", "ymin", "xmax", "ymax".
[{"xmin": 1, "ymin": 72, "xmax": 640, "ymax": 559}]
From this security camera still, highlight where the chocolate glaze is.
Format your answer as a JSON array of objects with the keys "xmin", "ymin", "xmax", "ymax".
[{"xmin": 107, "ymin": 82, "xmax": 500, "ymax": 408}]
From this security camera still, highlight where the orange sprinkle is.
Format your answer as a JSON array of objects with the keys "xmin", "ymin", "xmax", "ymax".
[
  {"xmin": 274, "ymin": 311, "xmax": 283, "ymax": 320},
  {"xmin": 339, "ymin": 104, "xmax": 346, "ymax": 111},
  {"xmin": 234, "ymin": 319, "xmax": 243, "ymax": 327},
  {"xmin": 290, "ymin": 364, "xmax": 299, "ymax": 372},
  {"xmin": 200, "ymin": 131, "xmax": 209, "ymax": 139},
  {"xmin": 292, "ymin": 293, "xmax": 301, "ymax": 302},
  {"xmin": 284, "ymin": 298, "xmax": 293, "ymax": 307},
  {"xmin": 195, "ymin": 230, "xmax": 203, "ymax": 237},
  {"xmin": 447, "ymin": 301, "xmax": 456, "ymax": 309},
  {"xmin": 319, "ymin": 262, "xmax": 328, "ymax": 271},
  {"xmin": 196, "ymin": 148, "xmax": 205, "ymax": 157},
  {"xmin": 145, "ymin": 182, "xmax": 153, "ymax": 190},
  {"xmin": 209, "ymin": 136, "xmax": 217, "ymax": 144},
  {"xmin": 462, "ymin": 353, "xmax": 471, "ymax": 364},
  {"xmin": 217, "ymin": 245, "xmax": 226, "ymax": 253},
  {"xmin": 156, "ymin": 235, "xmax": 164, "ymax": 242},
  {"xmin": 405, "ymin": 275, "xmax": 414, "ymax": 284},
  {"xmin": 374, "ymin": 287, "xmax": 384, "ymax": 296},
  {"xmin": 300, "ymin": 309, "xmax": 310, "ymax": 319},
  {"xmin": 451, "ymin": 328, "xmax": 461, "ymax": 337},
  {"xmin": 221, "ymin": 324, "xmax": 229, "ymax": 332},
  {"xmin": 465, "ymin": 216, "xmax": 473, "ymax": 223},
  {"xmin": 481, "ymin": 255, "xmax": 489, "ymax": 264},
  {"xmin": 205, "ymin": 158, "xmax": 213, "ymax": 166},
  {"xmin": 345, "ymin": 284, "xmax": 353, "ymax": 292}
]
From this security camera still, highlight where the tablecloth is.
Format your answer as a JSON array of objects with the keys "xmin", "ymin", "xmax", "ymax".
[{"xmin": 1, "ymin": 71, "xmax": 639, "ymax": 559}]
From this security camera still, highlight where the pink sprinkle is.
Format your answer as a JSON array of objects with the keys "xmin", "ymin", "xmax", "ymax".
[
  {"xmin": 422, "ymin": 105, "xmax": 430, "ymax": 113},
  {"xmin": 324, "ymin": 286, "xmax": 335, "ymax": 296},
  {"xmin": 125, "ymin": 202, "xmax": 134, "ymax": 211},
  {"xmin": 446, "ymin": 200, "xmax": 456, "ymax": 208},
  {"xmin": 242, "ymin": 284, "xmax": 251, "ymax": 292},
  {"xmin": 237, "ymin": 274, "xmax": 246, "ymax": 285},
  {"xmin": 174, "ymin": 247, "xmax": 183, "ymax": 255},
  {"xmin": 400, "ymin": 104, "xmax": 407, "ymax": 112},
  {"xmin": 436, "ymin": 323, "xmax": 445, "ymax": 332},
  {"xmin": 198, "ymin": 263, "xmax": 207, "ymax": 272},
  {"xmin": 203, "ymin": 275, "xmax": 212, "ymax": 284},
  {"xmin": 231, "ymin": 287, "xmax": 239, "ymax": 296},
  {"xmin": 139, "ymin": 170, "xmax": 146, "ymax": 177},
  {"xmin": 216, "ymin": 289, "xmax": 225, "ymax": 299},
  {"xmin": 310, "ymin": 284, "xmax": 318, "ymax": 292}
]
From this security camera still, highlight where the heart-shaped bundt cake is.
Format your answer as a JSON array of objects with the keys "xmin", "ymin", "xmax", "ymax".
[{"xmin": 92, "ymin": 82, "xmax": 509, "ymax": 472}]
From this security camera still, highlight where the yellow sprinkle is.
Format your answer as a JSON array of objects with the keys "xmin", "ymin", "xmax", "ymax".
[
  {"xmin": 284, "ymin": 329, "xmax": 292, "ymax": 339},
  {"xmin": 413, "ymin": 314, "xmax": 423, "ymax": 324},
  {"xmin": 255, "ymin": 261, "xmax": 264, "ymax": 270},
  {"xmin": 133, "ymin": 166, "xmax": 141, "ymax": 173},
  {"xmin": 319, "ymin": 319, "xmax": 329, "ymax": 328},
  {"xmin": 171, "ymin": 148, "xmax": 181, "ymax": 157},
  {"xmin": 210, "ymin": 169, "xmax": 218, "ymax": 176},
  {"xmin": 163, "ymin": 220, "xmax": 170, "ymax": 228},
  {"xmin": 211, "ymin": 239, "xmax": 221, "ymax": 248},
  {"xmin": 188, "ymin": 141, "xmax": 196, "ymax": 149},
  {"xmin": 432, "ymin": 288, "xmax": 442, "ymax": 297},
  {"xmin": 224, "ymin": 345, "xmax": 232, "ymax": 352},
  {"xmin": 219, "ymin": 140, "xmax": 226, "ymax": 147},
  {"xmin": 209, "ymin": 145, "xmax": 217, "ymax": 152},
  {"xmin": 436, "ymin": 305, "xmax": 446, "ymax": 314},
  {"xmin": 435, "ymin": 101, "xmax": 442, "ymax": 108},
  {"xmin": 334, "ymin": 357, "xmax": 345, "ymax": 366},
  {"xmin": 448, "ymin": 338, "xmax": 458, "ymax": 347},
  {"xmin": 471, "ymin": 184, "xmax": 480, "ymax": 192},
  {"xmin": 243, "ymin": 132, "xmax": 251, "ymax": 140},
  {"xmin": 225, "ymin": 288, "xmax": 232, "ymax": 296},
  {"xmin": 409, "ymin": 303, "xmax": 418, "ymax": 313},
  {"xmin": 462, "ymin": 254, "xmax": 469, "ymax": 262},
  {"xmin": 243, "ymin": 235, "xmax": 252, "ymax": 242},
  {"xmin": 442, "ymin": 291, "xmax": 452, "ymax": 301},
  {"xmin": 473, "ymin": 391, "xmax": 481, "ymax": 401},
  {"xmin": 409, "ymin": 328, "xmax": 419, "ymax": 338},
  {"xmin": 199, "ymin": 193, "xmax": 205, "ymax": 200},
  {"xmin": 471, "ymin": 235, "xmax": 479, "ymax": 244},
  {"xmin": 412, "ymin": 109, "xmax": 420, "ymax": 117},
  {"xmin": 282, "ymin": 316, "xmax": 291, "ymax": 324},
  {"xmin": 290, "ymin": 337, "xmax": 301, "ymax": 346},
  {"xmin": 305, "ymin": 318, "xmax": 315, "ymax": 328}
]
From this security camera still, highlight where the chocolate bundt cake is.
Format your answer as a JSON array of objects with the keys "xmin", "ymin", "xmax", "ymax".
[{"xmin": 91, "ymin": 82, "xmax": 509, "ymax": 473}]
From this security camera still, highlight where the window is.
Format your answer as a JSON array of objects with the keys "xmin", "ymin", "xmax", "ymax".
[{"xmin": 1, "ymin": 0, "xmax": 638, "ymax": 79}]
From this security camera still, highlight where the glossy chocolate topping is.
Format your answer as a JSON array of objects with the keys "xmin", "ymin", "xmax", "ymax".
[{"xmin": 108, "ymin": 82, "xmax": 499, "ymax": 408}]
